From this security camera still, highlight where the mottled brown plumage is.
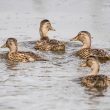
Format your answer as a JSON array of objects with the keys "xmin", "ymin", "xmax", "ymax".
[
  {"xmin": 71, "ymin": 31, "xmax": 110, "ymax": 62},
  {"xmin": 35, "ymin": 19, "xmax": 66, "ymax": 51},
  {"xmin": 80, "ymin": 56, "xmax": 110, "ymax": 88},
  {"xmin": 77, "ymin": 48, "xmax": 109, "ymax": 61},
  {"xmin": 81, "ymin": 75, "xmax": 109, "ymax": 88},
  {"xmin": 1, "ymin": 38, "xmax": 47, "ymax": 62}
]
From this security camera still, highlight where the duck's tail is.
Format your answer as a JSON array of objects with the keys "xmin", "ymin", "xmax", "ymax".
[
  {"xmin": 98, "ymin": 54, "xmax": 110, "ymax": 63},
  {"xmin": 105, "ymin": 54, "xmax": 110, "ymax": 61}
]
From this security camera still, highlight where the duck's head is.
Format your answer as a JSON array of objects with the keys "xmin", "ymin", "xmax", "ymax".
[
  {"xmin": 39, "ymin": 19, "xmax": 55, "ymax": 39},
  {"xmin": 40, "ymin": 19, "xmax": 55, "ymax": 31},
  {"xmin": 1, "ymin": 38, "xmax": 18, "ymax": 52},
  {"xmin": 80, "ymin": 56, "xmax": 100, "ymax": 75},
  {"xmin": 70, "ymin": 31, "xmax": 92, "ymax": 48}
]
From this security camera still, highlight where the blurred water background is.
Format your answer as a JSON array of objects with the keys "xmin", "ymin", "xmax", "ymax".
[{"xmin": 0, "ymin": 0, "xmax": 110, "ymax": 110}]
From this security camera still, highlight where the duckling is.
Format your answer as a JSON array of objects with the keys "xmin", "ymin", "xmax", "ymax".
[
  {"xmin": 70, "ymin": 31, "xmax": 110, "ymax": 62},
  {"xmin": 35, "ymin": 19, "xmax": 65, "ymax": 51},
  {"xmin": 80, "ymin": 56, "xmax": 110, "ymax": 88},
  {"xmin": 1, "ymin": 38, "xmax": 47, "ymax": 62}
]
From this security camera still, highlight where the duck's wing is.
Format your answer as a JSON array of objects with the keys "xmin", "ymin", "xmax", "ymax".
[
  {"xmin": 35, "ymin": 40, "xmax": 52, "ymax": 51},
  {"xmin": 18, "ymin": 51, "xmax": 47, "ymax": 61},
  {"xmin": 76, "ymin": 48, "xmax": 91, "ymax": 59},
  {"xmin": 49, "ymin": 39, "xmax": 66, "ymax": 45},
  {"xmin": 49, "ymin": 39, "xmax": 60, "ymax": 44}
]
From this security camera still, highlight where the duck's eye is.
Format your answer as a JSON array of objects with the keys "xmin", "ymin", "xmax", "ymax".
[
  {"xmin": 47, "ymin": 25, "xmax": 49, "ymax": 28},
  {"xmin": 9, "ymin": 41, "xmax": 13, "ymax": 45},
  {"xmin": 9, "ymin": 42, "xmax": 12, "ymax": 45}
]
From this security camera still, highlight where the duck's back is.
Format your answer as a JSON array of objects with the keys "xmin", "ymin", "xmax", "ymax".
[
  {"xmin": 35, "ymin": 40, "xmax": 51, "ymax": 51},
  {"xmin": 35, "ymin": 39, "xmax": 65, "ymax": 51},
  {"xmin": 81, "ymin": 75, "xmax": 109, "ymax": 88},
  {"xmin": 77, "ymin": 48, "xmax": 110, "ymax": 60}
]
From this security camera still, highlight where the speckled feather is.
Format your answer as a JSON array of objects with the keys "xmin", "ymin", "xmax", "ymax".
[
  {"xmin": 8, "ymin": 51, "xmax": 46, "ymax": 62},
  {"xmin": 77, "ymin": 48, "xmax": 110, "ymax": 60},
  {"xmin": 35, "ymin": 39, "xmax": 65, "ymax": 51},
  {"xmin": 81, "ymin": 75, "xmax": 109, "ymax": 88}
]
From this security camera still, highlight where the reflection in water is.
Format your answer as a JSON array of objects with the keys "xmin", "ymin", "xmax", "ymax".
[
  {"xmin": 86, "ymin": 88, "xmax": 108, "ymax": 110},
  {"xmin": 76, "ymin": 81, "xmax": 109, "ymax": 110},
  {"xmin": 6, "ymin": 60, "xmax": 19, "ymax": 70},
  {"xmin": 85, "ymin": 87, "xmax": 107, "ymax": 97}
]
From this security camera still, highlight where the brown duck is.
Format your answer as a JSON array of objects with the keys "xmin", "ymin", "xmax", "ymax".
[
  {"xmin": 1, "ymin": 38, "xmax": 47, "ymax": 62},
  {"xmin": 80, "ymin": 56, "xmax": 110, "ymax": 88},
  {"xmin": 35, "ymin": 19, "xmax": 65, "ymax": 51},
  {"xmin": 70, "ymin": 31, "xmax": 110, "ymax": 62}
]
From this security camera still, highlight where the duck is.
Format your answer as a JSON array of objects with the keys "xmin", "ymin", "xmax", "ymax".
[
  {"xmin": 35, "ymin": 19, "xmax": 65, "ymax": 51},
  {"xmin": 80, "ymin": 56, "xmax": 110, "ymax": 88},
  {"xmin": 70, "ymin": 31, "xmax": 110, "ymax": 62},
  {"xmin": 1, "ymin": 38, "xmax": 47, "ymax": 62}
]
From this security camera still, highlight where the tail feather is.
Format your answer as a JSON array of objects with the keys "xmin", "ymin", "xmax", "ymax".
[{"xmin": 105, "ymin": 54, "xmax": 110, "ymax": 61}]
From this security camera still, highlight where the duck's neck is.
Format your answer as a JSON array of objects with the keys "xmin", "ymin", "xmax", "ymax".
[
  {"xmin": 89, "ymin": 61, "xmax": 99, "ymax": 76},
  {"xmin": 9, "ymin": 45, "xmax": 18, "ymax": 53},
  {"xmin": 81, "ymin": 37, "xmax": 91, "ymax": 49},
  {"xmin": 39, "ymin": 26, "xmax": 49, "ymax": 40}
]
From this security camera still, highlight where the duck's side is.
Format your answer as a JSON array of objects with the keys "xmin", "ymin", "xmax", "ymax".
[
  {"xmin": 1, "ymin": 38, "xmax": 47, "ymax": 62},
  {"xmin": 7, "ymin": 51, "xmax": 47, "ymax": 62},
  {"xmin": 77, "ymin": 48, "xmax": 110, "ymax": 60},
  {"xmin": 81, "ymin": 75, "xmax": 109, "ymax": 88},
  {"xmin": 35, "ymin": 40, "xmax": 65, "ymax": 51},
  {"xmin": 80, "ymin": 56, "xmax": 110, "ymax": 88},
  {"xmin": 35, "ymin": 19, "xmax": 65, "ymax": 51}
]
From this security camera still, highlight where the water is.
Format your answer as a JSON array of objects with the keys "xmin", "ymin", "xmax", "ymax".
[{"xmin": 0, "ymin": 0, "xmax": 110, "ymax": 110}]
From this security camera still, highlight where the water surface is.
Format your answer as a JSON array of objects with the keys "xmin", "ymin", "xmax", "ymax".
[{"xmin": 0, "ymin": 0, "xmax": 110, "ymax": 110}]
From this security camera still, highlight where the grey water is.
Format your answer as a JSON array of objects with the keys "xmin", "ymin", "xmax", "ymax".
[{"xmin": 0, "ymin": 0, "xmax": 110, "ymax": 110}]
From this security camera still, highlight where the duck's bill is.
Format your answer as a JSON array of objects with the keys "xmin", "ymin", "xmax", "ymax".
[
  {"xmin": 49, "ymin": 26, "xmax": 56, "ymax": 31},
  {"xmin": 70, "ymin": 36, "xmax": 78, "ymax": 41},
  {"xmin": 80, "ymin": 63, "xmax": 87, "ymax": 67},
  {"xmin": 1, "ymin": 43, "xmax": 6, "ymax": 48}
]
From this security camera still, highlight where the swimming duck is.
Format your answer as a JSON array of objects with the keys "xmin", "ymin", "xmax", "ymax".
[
  {"xmin": 80, "ymin": 56, "xmax": 110, "ymax": 88},
  {"xmin": 70, "ymin": 31, "xmax": 110, "ymax": 62},
  {"xmin": 35, "ymin": 19, "xmax": 65, "ymax": 51},
  {"xmin": 1, "ymin": 38, "xmax": 47, "ymax": 62}
]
